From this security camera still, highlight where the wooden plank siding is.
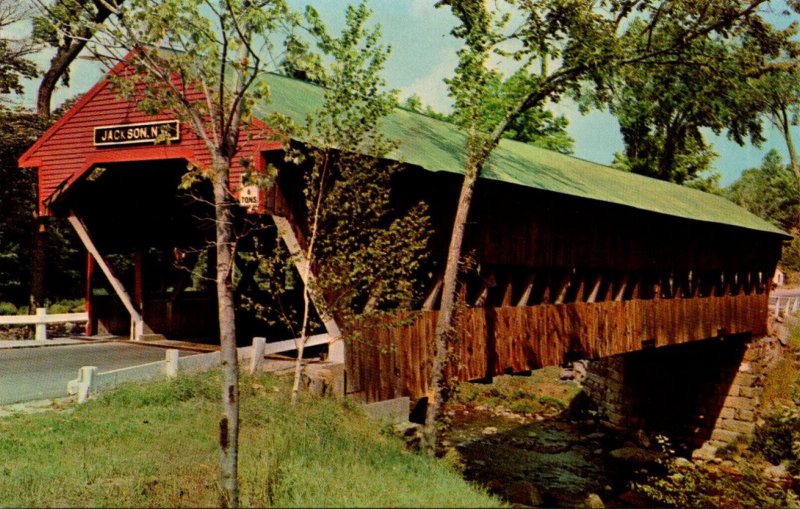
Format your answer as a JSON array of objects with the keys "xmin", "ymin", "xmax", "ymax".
[
  {"xmin": 347, "ymin": 293, "xmax": 768, "ymax": 403},
  {"xmin": 387, "ymin": 170, "xmax": 784, "ymax": 275}
]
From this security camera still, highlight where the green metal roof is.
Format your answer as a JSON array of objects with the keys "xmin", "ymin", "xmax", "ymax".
[{"xmin": 256, "ymin": 72, "xmax": 789, "ymax": 238}]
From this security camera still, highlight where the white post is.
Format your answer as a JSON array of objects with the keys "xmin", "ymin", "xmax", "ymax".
[
  {"xmin": 250, "ymin": 337, "xmax": 266, "ymax": 374},
  {"xmin": 272, "ymin": 215, "xmax": 344, "ymax": 364},
  {"xmin": 166, "ymin": 349, "xmax": 180, "ymax": 378},
  {"xmin": 68, "ymin": 215, "xmax": 145, "ymax": 340},
  {"xmin": 35, "ymin": 307, "xmax": 47, "ymax": 340},
  {"xmin": 77, "ymin": 366, "xmax": 97, "ymax": 404},
  {"xmin": 328, "ymin": 339, "xmax": 345, "ymax": 364}
]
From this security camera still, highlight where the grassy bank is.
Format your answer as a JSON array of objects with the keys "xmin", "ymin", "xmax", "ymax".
[{"xmin": 0, "ymin": 371, "xmax": 499, "ymax": 507}]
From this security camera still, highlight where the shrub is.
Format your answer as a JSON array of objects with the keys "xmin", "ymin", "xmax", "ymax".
[
  {"xmin": 47, "ymin": 299, "xmax": 85, "ymax": 314},
  {"xmin": 0, "ymin": 302, "xmax": 17, "ymax": 316},
  {"xmin": 633, "ymin": 460, "xmax": 793, "ymax": 508},
  {"xmin": 753, "ymin": 405, "xmax": 800, "ymax": 471}
]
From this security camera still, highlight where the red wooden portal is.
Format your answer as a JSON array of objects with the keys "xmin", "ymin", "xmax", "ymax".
[{"xmin": 19, "ymin": 59, "xmax": 282, "ymax": 342}]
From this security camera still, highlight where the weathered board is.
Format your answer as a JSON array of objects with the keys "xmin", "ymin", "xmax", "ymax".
[{"xmin": 347, "ymin": 293, "xmax": 769, "ymax": 402}]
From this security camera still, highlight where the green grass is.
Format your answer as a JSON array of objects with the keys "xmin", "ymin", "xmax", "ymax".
[
  {"xmin": 0, "ymin": 371, "xmax": 500, "ymax": 507},
  {"xmin": 452, "ymin": 366, "xmax": 581, "ymax": 415}
]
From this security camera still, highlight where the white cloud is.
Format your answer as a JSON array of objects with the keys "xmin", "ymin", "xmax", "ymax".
[{"xmin": 398, "ymin": 49, "xmax": 458, "ymax": 114}]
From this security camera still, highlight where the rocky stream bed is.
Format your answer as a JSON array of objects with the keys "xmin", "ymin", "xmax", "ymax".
[{"xmin": 439, "ymin": 404, "xmax": 672, "ymax": 508}]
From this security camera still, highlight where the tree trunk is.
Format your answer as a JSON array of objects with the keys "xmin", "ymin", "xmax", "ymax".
[
  {"xmin": 213, "ymin": 164, "xmax": 239, "ymax": 508},
  {"xmin": 29, "ymin": 215, "xmax": 47, "ymax": 311},
  {"xmin": 37, "ymin": 67, "xmax": 61, "ymax": 119},
  {"xmin": 419, "ymin": 93, "xmax": 534, "ymax": 455},
  {"xmin": 781, "ymin": 106, "xmax": 800, "ymax": 187},
  {"xmin": 421, "ymin": 158, "xmax": 480, "ymax": 455}
]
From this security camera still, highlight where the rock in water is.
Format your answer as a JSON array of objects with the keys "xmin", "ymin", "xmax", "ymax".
[
  {"xmin": 481, "ymin": 426, "xmax": 498, "ymax": 436},
  {"xmin": 672, "ymin": 457, "xmax": 694, "ymax": 470},
  {"xmin": 634, "ymin": 429, "xmax": 652, "ymax": 448},
  {"xmin": 609, "ymin": 447, "xmax": 662, "ymax": 465},
  {"xmin": 507, "ymin": 480, "xmax": 544, "ymax": 507},
  {"xmin": 583, "ymin": 493, "xmax": 605, "ymax": 508}
]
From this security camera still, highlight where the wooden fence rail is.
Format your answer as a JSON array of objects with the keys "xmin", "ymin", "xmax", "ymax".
[
  {"xmin": 348, "ymin": 293, "xmax": 768, "ymax": 403},
  {"xmin": 769, "ymin": 294, "xmax": 800, "ymax": 318},
  {"xmin": 0, "ymin": 308, "xmax": 88, "ymax": 340}
]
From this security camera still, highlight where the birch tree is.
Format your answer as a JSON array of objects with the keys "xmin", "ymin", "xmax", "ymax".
[
  {"xmin": 423, "ymin": 0, "xmax": 799, "ymax": 454},
  {"xmin": 243, "ymin": 3, "xmax": 431, "ymax": 404},
  {"xmin": 93, "ymin": 1, "xmax": 293, "ymax": 505}
]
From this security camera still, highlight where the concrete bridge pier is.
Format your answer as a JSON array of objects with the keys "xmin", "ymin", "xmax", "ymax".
[{"xmin": 578, "ymin": 332, "xmax": 784, "ymax": 458}]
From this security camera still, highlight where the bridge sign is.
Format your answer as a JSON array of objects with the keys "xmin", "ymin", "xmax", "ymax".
[{"xmin": 94, "ymin": 120, "xmax": 180, "ymax": 147}]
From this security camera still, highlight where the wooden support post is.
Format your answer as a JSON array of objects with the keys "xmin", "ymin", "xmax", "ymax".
[
  {"xmin": 630, "ymin": 276, "xmax": 641, "ymax": 300},
  {"xmin": 540, "ymin": 273, "xmax": 552, "ymax": 304},
  {"xmin": 473, "ymin": 286, "xmax": 490, "ymax": 307},
  {"xmin": 716, "ymin": 272, "xmax": 727, "ymax": 297},
  {"xmin": 85, "ymin": 254, "xmax": 94, "ymax": 336},
  {"xmin": 554, "ymin": 274, "xmax": 571, "ymax": 305},
  {"xmin": 603, "ymin": 276, "xmax": 614, "ymax": 301},
  {"xmin": 68, "ymin": 215, "xmax": 144, "ymax": 341},
  {"xmin": 473, "ymin": 270, "xmax": 495, "ymax": 308},
  {"xmin": 133, "ymin": 248, "xmax": 144, "ymax": 313},
  {"xmin": 652, "ymin": 275, "xmax": 662, "ymax": 300},
  {"xmin": 422, "ymin": 277, "xmax": 443, "ymax": 311},
  {"xmin": 250, "ymin": 337, "xmax": 266, "ymax": 374},
  {"xmin": 689, "ymin": 271, "xmax": 699, "ymax": 298},
  {"xmin": 272, "ymin": 215, "xmax": 343, "ymax": 363},
  {"xmin": 517, "ymin": 273, "xmax": 535, "ymax": 307},
  {"xmin": 586, "ymin": 275, "xmax": 602, "ymax": 303},
  {"xmin": 574, "ymin": 274, "xmax": 586, "ymax": 302},
  {"xmin": 614, "ymin": 274, "xmax": 629, "ymax": 302},
  {"xmin": 500, "ymin": 278, "xmax": 514, "ymax": 307}
]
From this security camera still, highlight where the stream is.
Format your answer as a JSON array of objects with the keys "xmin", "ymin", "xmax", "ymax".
[{"xmin": 443, "ymin": 404, "xmax": 662, "ymax": 508}]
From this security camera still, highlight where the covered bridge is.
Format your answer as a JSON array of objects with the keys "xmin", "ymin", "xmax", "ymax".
[{"xmin": 19, "ymin": 59, "xmax": 788, "ymax": 403}]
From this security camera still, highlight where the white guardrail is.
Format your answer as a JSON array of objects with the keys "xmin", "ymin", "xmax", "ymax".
[
  {"xmin": 67, "ymin": 334, "xmax": 334, "ymax": 404},
  {"xmin": 769, "ymin": 294, "xmax": 800, "ymax": 318},
  {"xmin": 0, "ymin": 307, "xmax": 88, "ymax": 340}
]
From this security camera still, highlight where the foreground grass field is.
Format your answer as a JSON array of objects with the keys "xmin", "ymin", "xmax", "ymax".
[{"xmin": 0, "ymin": 370, "xmax": 499, "ymax": 507}]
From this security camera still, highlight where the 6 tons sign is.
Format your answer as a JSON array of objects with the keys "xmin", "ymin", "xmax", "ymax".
[{"xmin": 94, "ymin": 120, "xmax": 180, "ymax": 147}]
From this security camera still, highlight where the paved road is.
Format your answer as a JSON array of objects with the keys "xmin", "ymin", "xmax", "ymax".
[{"xmin": 0, "ymin": 342, "xmax": 197, "ymax": 405}]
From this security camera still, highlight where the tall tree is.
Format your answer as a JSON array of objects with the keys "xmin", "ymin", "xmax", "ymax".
[
  {"xmin": 33, "ymin": 0, "xmax": 122, "ymax": 118},
  {"xmin": 752, "ymin": 67, "xmax": 800, "ymax": 185},
  {"xmin": 401, "ymin": 75, "xmax": 576, "ymax": 154},
  {"xmin": 422, "ymin": 0, "xmax": 798, "ymax": 454},
  {"xmin": 29, "ymin": 0, "xmax": 122, "ymax": 315},
  {"xmin": 727, "ymin": 149, "xmax": 800, "ymax": 231},
  {"xmin": 0, "ymin": 109, "xmax": 50, "ymax": 305},
  {"xmin": 456, "ymin": 71, "xmax": 575, "ymax": 154},
  {"xmin": 95, "ymin": 0, "xmax": 292, "ymax": 505},
  {"xmin": 598, "ymin": 21, "xmax": 798, "ymax": 186},
  {"xmin": 0, "ymin": 0, "xmax": 43, "ymax": 308},
  {"xmin": 0, "ymin": 1, "xmax": 37, "ymax": 96}
]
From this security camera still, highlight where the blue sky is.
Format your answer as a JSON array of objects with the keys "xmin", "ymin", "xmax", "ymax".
[{"xmin": 13, "ymin": 0, "xmax": 799, "ymax": 187}]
